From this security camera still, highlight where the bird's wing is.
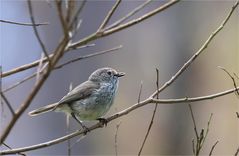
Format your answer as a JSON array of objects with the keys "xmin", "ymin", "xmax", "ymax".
[{"xmin": 58, "ymin": 81, "xmax": 100, "ymax": 104}]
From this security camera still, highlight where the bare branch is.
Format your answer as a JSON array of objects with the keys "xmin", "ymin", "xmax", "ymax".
[
  {"xmin": 3, "ymin": 45, "xmax": 120, "ymax": 93},
  {"xmin": 98, "ymin": 0, "xmax": 121, "ymax": 31},
  {"xmin": 0, "ymin": 19, "xmax": 48, "ymax": 26},
  {"xmin": 70, "ymin": 0, "xmax": 180, "ymax": 49},
  {"xmin": 114, "ymin": 121, "xmax": 122, "ymax": 156},
  {"xmin": 1, "ymin": 43, "xmax": 94, "ymax": 78},
  {"xmin": 68, "ymin": 0, "xmax": 86, "ymax": 32},
  {"xmin": 188, "ymin": 104, "xmax": 199, "ymax": 139},
  {"xmin": 200, "ymin": 113, "xmax": 213, "ymax": 149},
  {"xmin": 106, "ymin": 0, "xmax": 152, "ymax": 30},
  {"xmin": 3, "ymin": 73, "xmax": 37, "ymax": 93},
  {"xmin": 209, "ymin": 141, "xmax": 219, "ymax": 156},
  {"xmin": 151, "ymin": 87, "xmax": 239, "ymax": 104},
  {"xmin": 27, "ymin": 0, "xmax": 50, "ymax": 63},
  {"xmin": 151, "ymin": 0, "xmax": 239, "ymax": 98},
  {"xmin": 0, "ymin": 35, "xmax": 70, "ymax": 144},
  {"xmin": 55, "ymin": 0, "xmax": 69, "ymax": 37},
  {"xmin": 0, "ymin": 87, "xmax": 237, "ymax": 154},
  {"xmin": 2, "ymin": 0, "xmax": 179, "ymax": 78},
  {"xmin": 235, "ymin": 146, "xmax": 239, "ymax": 156},
  {"xmin": 0, "ymin": 92, "xmax": 15, "ymax": 116},
  {"xmin": 218, "ymin": 66, "xmax": 239, "ymax": 96},
  {"xmin": 188, "ymin": 105, "xmax": 214, "ymax": 156},
  {"xmin": 137, "ymin": 81, "xmax": 143, "ymax": 104},
  {"xmin": 55, "ymin": 45, "xmax": 122, "ymax": 69},
  {"xmin": 65, "ymin": 0, "xmax": 75, "ymax": 24},
  {"xmin": 2, "ymin": 142, "xmax": 26, "ymax": 156},
  {"xmin": 138, "ymin": 68, "xmax": 159, "ymax": 156}
]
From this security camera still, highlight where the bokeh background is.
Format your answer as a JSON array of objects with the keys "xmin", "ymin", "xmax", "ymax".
[{"xmin": 1, "ymin": 0, "xmax": 238, "ymax": 155}]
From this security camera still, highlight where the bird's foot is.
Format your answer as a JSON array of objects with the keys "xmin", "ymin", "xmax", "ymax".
[
  {"xmin": 81, "ymin": 124, "xmax": 90, "ymax": 135},
  {"xmin": 97, "ymin": 118, "xmax": 108, "ymax": 127}
]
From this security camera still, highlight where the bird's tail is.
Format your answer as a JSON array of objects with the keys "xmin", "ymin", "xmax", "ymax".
[{"xmin": 28, "ymin": 103, "xmax": 58, "ymax": 116}]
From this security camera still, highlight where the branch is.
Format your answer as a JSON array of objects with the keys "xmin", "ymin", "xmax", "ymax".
[
  {"xmin": 188, "ymin": 104, "xmax": 214, "ymax": 156},
  {"xmin": 105, "ymin": 0, "xmax": 152, "ymax": 30},
  {"xmin": 0, "ymin": 87, "xmax": 237, "ymax": 154},
  {"xmin": 188, "ymin": 104, "xmax": 199, "ymax": 139},
  {"xmin": 2, "ymin": 142, "xmax": 26, "ymax": 156},
  {"xmin": 1, "ymin": 43, "xmax": 94, "ymax": 78},
  {"xmin": 27, "ymin": 0, "xmax": 50, "ymax": 63},
  {"xmin": 54, "ymin": 45, "xmax": 122, "ymax": 69},
  {"xmin": 151, "ymin": 87, "xmax": 239, "ymax": 104},
  {"xmin": 68, "ymin": 0, "xmax": 86, "ymax": 33},
  {"xmin": 0, "ymin": 92, "xmax": 15, "ymax": 116},
  {"xmin": 71, "ymin": 0, "xmax": 180, "ymax": 49},
  {"xmin": 218, "ymin": 66, "xmax": 239, "ymax": 96},
  {"xmin": 235, "ymin": 146, "xmax": 239, "ymax": 156},
  {"xmin": 151, "ymin": 0, "xmax": 239, "ymax": 98},
  {"xmin": 209, "ymin": 141, "xmax": 219, "ymax": 156},
  {"xmin": 3, "ymin": 45, "xmax": 121, "ymax": 93},
  {"xmin": 1, "ymin": 0, "xmax": 179, "ymax": 78},
  {"xmin": 0, "ymin": 19, "xmax": 48, "ymax": 26},
  {"xmin": 114, "ymin": 121, "xmax": 122, "ymax": 156},
  {"xmin": 98, "ymin": 0, "xmax": 121, "ymax": 31},
  {"xmin": 55, "ymin": 0, "xmax": 69, "ymax": 37},
  {"xmin": 138, "ymin": 68, "xmax": 159, "ymax": 156},
  {"xmin": 0, "ymin": 35, "xmax": 70, "ymax": 144}
]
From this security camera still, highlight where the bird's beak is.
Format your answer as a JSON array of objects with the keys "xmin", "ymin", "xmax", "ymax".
[{"xmin": 115, "ymin": 72, "xmax": 125, "ymax": 77}]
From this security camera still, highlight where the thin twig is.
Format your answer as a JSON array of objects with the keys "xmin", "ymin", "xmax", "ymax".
[
  {"xmin": 106, "ymin": 0, "xmax": 152, "ymax": 30},
  {"xmin": 71, "ymin": 0, "xmax": 180, "ymax": 49},
  {"xmin": 188, "ymin": 105, "xmax": 214, "ymax": 156},
  {"xmin": 36, "ymin": 53, "xmax": 44, "ymax": 83},
  {"xmin": 236, "ymin": 112, "xmax": 239, "ymax": 119},
  {"xmin": 138, "ymin": 68, "xmax": 159, "ymax": 156},
  {"xmin": 235, "ymin": 147, "xmax": 239, "ymax": 156},
  {"xmin": 151, "ymin": 0, "xmax": 239, "ymax": 98},
  {"xmin": 2, "ymin": 43, "xmax": 94, "ymax": 79},
  {"xmin": 114, "ymin": 121, "xmax": 122, "ymax": 156},
  {"xmin": 55, "ymin": 0, "xmax": 69, "ymax": 37},
  {"xmin": 137, "ymin": 81, "xmax": 143, "ymax": 104},
  {"xmin": 2, "ymin": 142, "xmax": 26, "ymax": 156},
  {"xmin": 218, "ymin": 66, "xmax": 239, "ymax": 96},
  {"xmin": 0, "ymin": 92, "xmax": 15, "ymax": 116},
  {"xmin": 234, "ymin": 73, "xmax": 239, "ymax": 80},
  {"xmin": 98, "ymin": 0, "xmax": 121, "ymax": 31},
  {"xmin": 68, "ymin": 0, "xmax": 86, "ymax": 32},
  {"xmin": 192, "ymin": 139, "xmax": 195, "ymax": 155},
  {"xmin": 0, "ymin": 19, "xmax": 48, "ymax": 26},
  {"xmin": 0, "ymin": 87, "xmax": 237, "ymax": 154},
  {"xmin": 3, "ymin": 45, "xmax": 121, "ymax": 93},
  {"xmin": 2, "ymin": 0, "xmax": 179, "ymax": 78},
  {"xmin": 3, "ymin": 73, "xmax": 37, "ymax": 93},
  {"xmin": 209, "ymin": 141, "xmax": 219, "ymax": 156},
  {"xmin": 27, "ymin": 0, "xmax": 50, "ymax": 63},
  {"xmin": 188, "ymin": 104, "xmax": 199, "ymax": 139},
  {"xmin": 65, "ymin": 0, "xmax": 75, "ymax": 24},
  {"xmin": 55, "ymin": 45, "xmax": 122, "ymax": 69},
  {"xmin": 151, "ymin": 87, "xmax": 238, "ymax": 103},
  {"xmin": 200, "ymin": 113, "xmax": 213, "ymax": 149}
]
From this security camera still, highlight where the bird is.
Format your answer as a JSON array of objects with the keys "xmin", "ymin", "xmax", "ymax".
[{"xmin": 28, "ymin": 67, "xmax": 125, "ymax": 130}]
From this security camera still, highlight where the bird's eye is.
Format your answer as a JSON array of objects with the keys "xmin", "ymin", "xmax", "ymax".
[{"xmin": 107, "ymin": 71, "xmax": 112, "ymax": 76}]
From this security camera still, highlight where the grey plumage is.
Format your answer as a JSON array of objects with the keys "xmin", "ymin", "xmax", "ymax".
[{"xmin": 28, "ymin": 67, "xmax": 125, "ymax": 122}]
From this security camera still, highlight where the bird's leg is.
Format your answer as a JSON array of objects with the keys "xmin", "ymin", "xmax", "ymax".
[
  {"xmin": 97, "ymin": 117, "xmax": 108, "ymax": 127},
  {"xmin": 71, "ymin": 113, "xmax": 90, "ymax": 134}
]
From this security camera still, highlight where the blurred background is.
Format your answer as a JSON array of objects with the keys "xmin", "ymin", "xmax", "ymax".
[{"xmin": 0, "ymin": 0, "xmax": 238, "ymax": 155}]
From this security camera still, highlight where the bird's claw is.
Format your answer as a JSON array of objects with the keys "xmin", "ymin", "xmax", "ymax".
[{"xmin": 97, "ymin": 118, "xmax": 108, "ymax": 127}]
